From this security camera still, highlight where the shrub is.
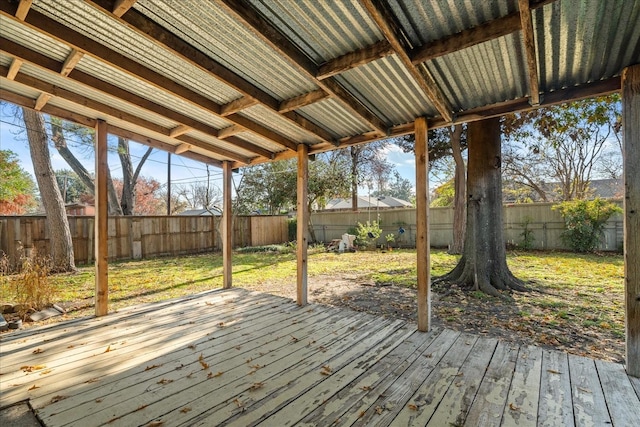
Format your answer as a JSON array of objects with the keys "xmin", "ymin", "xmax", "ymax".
[
  {"xmin": 287, "ymin": 218, "xmax": 297, "ymax": 241},
  {"xmin": 355, "ymin": 219, "xmax": 382, "ymax": 250},
  {"xmin": 553, "ymin": 198, "xmax": 622, "ymax": 252}
]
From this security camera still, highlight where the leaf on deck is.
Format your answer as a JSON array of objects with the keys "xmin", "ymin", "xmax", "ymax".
[
  {"xmin": 509, "ymin": 402, "xmax": 520, "ymax": 411},
  {"xmin": 21, "ymin": 365, "xmax": 46, "ymax": 372},
  {"xmin": 321, "ymin": 365, "xmax": 332, "ymax": 376},
  {"xmin": 28, "ymin": 384, "xmax": 39, "ymax": 391},
  {"xmin": 180, "ymin": 407, "xmax": 192, "ymax": 413},
  {"xmin": 198, "ymin": 353, "xmax": 209, "ymax": 370},
  {"xmin": 32, "ymin": 348, "xmax": 44, "ymax": 354},
  {"xmin": 50, "ymin": 395, "xmax": 66, "ymax": 403},
  {"xmin": 144, "ymin": 364, "xmax": 161, "ymax": 371},
  {"xmin": 249, "ymin": 382, "xmax": 264, "ymax": 391},
  {"xmin": 157, "ymin": 378, "xmax": 173, "ymax": 385}
]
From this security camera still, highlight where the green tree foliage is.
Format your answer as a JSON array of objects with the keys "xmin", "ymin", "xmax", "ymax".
[
  {"xmin": 355, "ymin": 219, "xmax": 382, "ymax": 250},
  {"xmin": 503, "ymin": 94, "xmax": 622, "ymax": 201},
  {"xmin": 553, "ymin": 198, "xmax": 622, "ymax": 252},
  {"xmin": 372, "ymin": 171, "xmax": 414, "ymax": 202},
  {"xmin": 430, "ymin": 179, "xmax": 455, "ymax": 207},
  {"xmin": 0, "ymin": 149, "xmax": 37, "ymax": 214},
  {"xmin": 55, "ymin": 169, "xmax": 90, "ymax": 204}
]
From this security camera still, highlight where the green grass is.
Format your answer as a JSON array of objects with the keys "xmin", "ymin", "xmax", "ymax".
[{"xmin": 1, "ymin": 248, "xmax": 625, "ymax": 359}]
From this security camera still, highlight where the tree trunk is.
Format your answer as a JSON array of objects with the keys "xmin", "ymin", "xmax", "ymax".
[
  {"xmin": 350, "ymin": 146, "xmax": 358, "ymax": 211},
  {"xmin": 23, "ymin": 108, "xmax": 76, "ymax": 272},
  {"xmin": 437, "ymin": 117, "xmax": 526, "ymax": 296},
  {"xmin": 50, "ymin": 120, "xmax": 123, "ymax": 215},
  {"xmin": 449, "ymin": 124, "xmax": 466, "ymax": 254},
  {"xmin": 118, "ymin": 137, "xmax": 135, "ymax": 215}
]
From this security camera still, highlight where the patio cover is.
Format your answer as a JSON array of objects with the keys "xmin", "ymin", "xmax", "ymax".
[{"xmin": 0, "ymin": 0, "xmax": 639, "ymax": 375}]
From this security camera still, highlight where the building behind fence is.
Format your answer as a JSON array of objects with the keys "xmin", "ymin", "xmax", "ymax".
[
  {"xmin": 0, "ymin": 215, "xmax": 288, "ymax": 268},
  {"xmin": 311, "ymin": 201, "xmax": 624, "ymax": 252}
]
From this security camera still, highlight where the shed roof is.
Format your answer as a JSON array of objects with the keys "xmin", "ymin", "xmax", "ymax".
[{"xmin": 1, "ymin": 0, "xmax": 638, "ymax": 169}]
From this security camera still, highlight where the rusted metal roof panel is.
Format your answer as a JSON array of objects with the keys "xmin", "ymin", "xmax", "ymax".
[
  {"xmin": 298, "ymin": 98, "xmax": 373, "ymax": 139},
  {"xmin": 247, "ymin": 0, "xmax": 382, "ymax": 63},
  {"xmin": 389, "ymin": 0, "xmax": 517, "ymax": 47},
  {"xmin": 426, "ymin": 33, "xmax": 528, "ymax": 111},
  {"xmin": 338, "ymin": 55, "xmax": 439, "ymax": 125},
  {"xmin": 535, "ymin": 0, "xmax": 640, "ymax": 93},
  {"xmin": 134, "ymin": 0, "xmax": 316, "ymax": 101},
  {"xmin": 33, "ymin": 0, "xmax": 243, "ymax": 105}
]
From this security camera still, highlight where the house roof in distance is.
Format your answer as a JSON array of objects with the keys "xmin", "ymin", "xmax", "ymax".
[{"xmin": 324, "ymin": 196, "xmax": 412, "ymax": 211}]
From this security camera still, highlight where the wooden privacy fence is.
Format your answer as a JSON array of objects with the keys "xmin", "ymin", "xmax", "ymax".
[
  {"xmin": 311, "ymin": 201, "xmax": 624, "ymax": 252},
  {"xmin": 0, "ymin": 215, "xmax": 288, "ymax": 268}
]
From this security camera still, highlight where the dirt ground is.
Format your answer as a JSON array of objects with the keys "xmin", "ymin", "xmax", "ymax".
[{"xmin": 246, "ymin": 272, "xmax": 625, "ymax": 364}]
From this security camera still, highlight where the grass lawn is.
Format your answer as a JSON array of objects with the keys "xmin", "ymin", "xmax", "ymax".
[{"xmin": 0, "ymin": 248, "xmax": 625, "ymax": 362}]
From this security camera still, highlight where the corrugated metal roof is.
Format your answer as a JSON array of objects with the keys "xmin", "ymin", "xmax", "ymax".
[
  {"xmin": 337, "ymin": 55, "xmax": 439, "ymax": 124},
  {"xmin": 0, "ymin": 14, "xmax": 70, "ymax": 62},
  {"xmin": 248, "ymin": 0, "xmax": 382, "ymax": 63},
  {"xmin": 535, "ymin": 0, "xmax": 640, "ymax": 92},
  {"xmin": 298, "ymin": 98, "xmax": 372, "ymax": 139},
  {"xmin": 235, "ymin": 132, "xmax": 293, "ymax": 154},
  {"xmin": 240, "ymin": 105, "xmax": 323, "ymax": 145},
  {"xmin": 134, "ymin": 0, "xmax": 316, "ymax": 101},
  {"xmin": 33, "ymin": 0, "xmax": 243, "ymax": 105},
  {"xmin": 426, "ymin": 33, "xmax": 528, "ymax": 111}
]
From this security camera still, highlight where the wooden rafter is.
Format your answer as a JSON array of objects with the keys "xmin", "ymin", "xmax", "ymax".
[
  {"xmin": 317, "ymin": 40, "xmax": 394, "ymax": 80},
  {"xmin": 174, "ymin": 142, "xmax": 191, "ymax": 154},
  {"xmin": 518, "ymin": 0, "xmax": 541, "ymax": 106},
  {"xmin": 411, "ymin": 13, "xmax": 521, "ymax": 64},
  {"xmin": 279, "ymin": 90, "xmax": 329, "ymax": 114},
  {"xmin": 168, "ymin": 124, "xmax": 191, "ymax": 138},
  {"xmin": 0, "ymin": 5, "xmax": 301, "ymax": 155},
  {"xmin": 220, "ymin": 97, "xmax": 258, "ymax": 116},
  {"xmin": 217, "ymin": 125, "xmax": 243, "ymax": 139},
  {"xmin": 6, "ymin": 58, "xmax": 23, "ymax": 80},
  {"xmin": 15, "ymin": 0, "xmax": 32, "ymax": 21},
  {"xmin": 85, "ymin": 0, "xmax": 333, "ymax": 143},
  {"xmin": 33, "ymin": 92, "xmax": 51, "ymax": 110},
  {"xmin": 60, "ymin": 49, "xmax": 85, "ymax": 77},
  {"xmin": 0, "ymin": 37, "xmax": 277, "ymax": 161},
  {"xmin": 112, "ymin": 0, "xmax": 137, "ymax": 17},
  {"xmin": 360, "ymin": 0, "xmax": 454, "ymax": 123},
  {"xmin": 217, "ymin": 0, "xmax": 389, "ymax": 135}
]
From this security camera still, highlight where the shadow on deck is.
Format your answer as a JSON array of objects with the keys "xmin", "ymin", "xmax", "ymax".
[{"xmin": 1, "ymin": 288, "xmax": 639, "ymax": 426}]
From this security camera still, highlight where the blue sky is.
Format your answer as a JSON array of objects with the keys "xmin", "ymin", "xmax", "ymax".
[{"xmin": 0, "ymin": 106, "xmax": 423, "ymax": 198}]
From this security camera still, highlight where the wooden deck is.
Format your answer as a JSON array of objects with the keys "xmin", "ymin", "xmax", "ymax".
[{"xmin": 1, "ymin": 289, "xmax": 639, "ymax": 426}]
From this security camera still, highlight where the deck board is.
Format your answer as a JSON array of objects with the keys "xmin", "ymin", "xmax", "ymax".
[{"xmin": 1, "ymin": 288, "xmax": 638, "ymax": 427}]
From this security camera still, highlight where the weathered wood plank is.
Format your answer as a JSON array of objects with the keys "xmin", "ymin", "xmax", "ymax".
[
  {"xmin": 297, "ymin": 328, "xmax": 459, "ymax": 426},
  {"xmin": 102, "ymin": 314, "xmax": 388, "ymax": 426},
  {"xmin": 630, "ymin": 374, "xmax": 640, "ymax": 400},
  {"xmin": 95, "ymin": 119, "xmax": 109, "ymax": 316},
  {"xmin": 501, "ymin": 345, "xmax": 543, "ymax": 427},
  {"xmin": 415, "ymin": 116, "xmax": 430, "ymax": 331},
  {"xmin": 465, "ymin": 341, "xmax": 519, "ymax": 426},
  {"xmin": 537, "ymin": 350, "xmax": 574, "ymax": 427},
  {"xmin": 567, "ymin": 354, "xmax": 611, "ymax": 426},
  {"xmin": 33, "ymin": 302, "xmax": 331, "ymax": 422},
  {"xmin": 358, "ymin": 333, "xmax": 478, "ymax": 426},
  {"xmin": 426, "ymin": 337, "xmax": 499, "ymax": 426},
  {"xmin": 297, "ymin": 143, "xmax": 308, "ymax": 305},
  {"xmin": 595, "ymin": 359, "xmax": 640, "ymax": 426}
]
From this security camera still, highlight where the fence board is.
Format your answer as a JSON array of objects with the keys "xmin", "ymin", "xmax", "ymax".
[{"xmin": 0, "ymin": 215, "xmax": 288, "ymax": 268}]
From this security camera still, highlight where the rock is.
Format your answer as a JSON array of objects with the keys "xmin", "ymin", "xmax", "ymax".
[{"xmin": 29, "ymin": 307, "xmax": 63, "ymax": 322}]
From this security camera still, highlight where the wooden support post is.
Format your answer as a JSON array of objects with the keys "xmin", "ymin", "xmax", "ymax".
[
  {"xmin": 95, "ymin": 119, "xmax": 108, "ymax": 316},
  {"xmin": 623, "ymin": 64, "xmax": 640, "ymax": 377},
  {"xmin": 297, "ymin": 143, "xmax": 309, "ymax": 306},
  {"xmin": 415, "ymin": 117, "xmax": 431, "ymax": 331},
  {"xmin": 222, "ymin": 161, "xmax": 233, "ymax": 289}
]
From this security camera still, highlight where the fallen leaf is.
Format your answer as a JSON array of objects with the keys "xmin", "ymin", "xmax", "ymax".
[
  {"xmin": 198, "ymin": 353, "xmax": 209, "ymax": 370},
  {"xmin": 249, "ymin": 382, "xmax": 264, "ymax": 391},
  {"xmin": 104, "ymin": 345, "xmax": 111, "ymax": 353},
  {"xmin": 135, "ymin": 404, "xmax": 148, "ymax": 412},
  {"xmin": 359, "ymin": 410, "xmax": 366, "ymax": 418},
  {"xmin": 39, "ymin": 369, "xmax": 52, "ymax": 375},
  {"xmin": 233, "ymin": 398, "xmax": 244, "ymax": 408},
  {"xmin": 509, "ymin": 402, "xmax": 520, "ymax": 411},
  {"xmin": 547, "ymin": 369, "xmax": 562, "ymax": 374},
  {"xmin": 157, "ymin": 378, "xmax": 172, "ymax": 385},
  {"xmin": 188, "ymin": 345, "xmax": 196, "ymax": 350},
  {"xmin": 180, "ymin": 407, "xmax": 192, "ymax": 413},
  {"xmin": 145, "ymin": 422, "xmax": 164, "ymax": 427},
  {"xmin": 50, "ymin": 395, "xmax": 66, "ymax": 403},
  {"xmin": 290, "ymin": 336, "xmax": 299, "ymax": 343},
  {"xmin": 407, "ymin": 404, "xmax": 418, "ymax": 411},
  {"xmin": 85, "ymin": 378, "xmax": 99, "ymax": 383},
  {"xmin": 21, "ymin": 365, "xmax": 46, "ymax": 372},
  {"xmin": 375, "ymin": 405, "xmax": 384, "ymax": 415},
  {"xmin": 33, "ymin": 348, "xmax": 44, "ymax": 354},
  {"xmin": 28, "ymin": 384, "xmax": 39, "ymax": 391},
  {"xmin": 360, "ymin": 385, "xmax": 372, "ymax": 391},
  {"xmin": 144, "ymin": 365, "xmax": 160, "ymax": 371}
]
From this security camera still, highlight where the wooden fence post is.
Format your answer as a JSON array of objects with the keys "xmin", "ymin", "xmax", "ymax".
[{"xmin": 415, "ymin": 117, "xmax": 431, "ymax": 332}]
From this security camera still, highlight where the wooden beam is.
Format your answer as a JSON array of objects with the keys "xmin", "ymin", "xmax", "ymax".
[
  {"xmin": 360, "ymin": 0, "xmax": 454, "ymax": 123},
  {"xmin": 1, "ymin": 89, "xmax": 97, "ymax": 128},
  {"xmin": 60, "ymin": 49, "xmax": 84, "ymax": 77},
  {"xmin": 415, "ymin": 116, "xmax": 430, "ymax": 332},
  {"xmin": 623, "ymin": 64, "xmax": 640, "ymax": 377},
  {"xmin": 222, "ymin": 161, "xmax": 233, "ymax": 289},
  {"xmin": 223, "ymin": 136, "xmax": 275, "ymax": 159},
  {"xmin": 279, "ymin": 90, "xmax": 329, "ymax": 113},
  {"xmin": 317, "ymin": 40, "xmax": 394, "ymax": 80},
  {"xmin": 6, "ymin": 58, "xmax": 23, "ymax": 80},
  {"xmin": 296, "ymin": 143, "xmax": 309, "ymax": 306},
  {"xmin": 217, "ymin": 125, "xmax": 243, "ymax": 139},
  {"xmin": 217, "ymin": 0, "xmax": 388, "ymax": 135},
  {"xmin": 226, "ymin": 113, "xmax": 298, "ymax": 151},
  {"xmin": 220, "ymin": 96, "xmax": 258, "ymax": 116},
  {"xmin": 112, "ymin": 0, "xmax": 137, "ymax": 17},
  {"xmin": 174, "ymin": 143, "xmax": 191, "ymax": 154},
  {"xmin": 85, "ymin": 0, "xmax": 330, "ymax": 143},
  {"xmin": 15, "ymin": 0, "xmax": 32, "ymax": 21},
  {"xmin": 518, "ymin": 0, "xmax": 540, "ymax": 106},
  {"xmin": 411, "ymin": 13, "xmax": 522, "ymax": 64},
  {"xmin": 33, "ymin": 93, "xmax": 51, "ymax": 111},
  {"xmin": 95, "ymin": 119, "xmax": 109, "ymax": 317},
  {"xmin": 168, "ymin": 124, "xmax": 191, "ymax": 138}
]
